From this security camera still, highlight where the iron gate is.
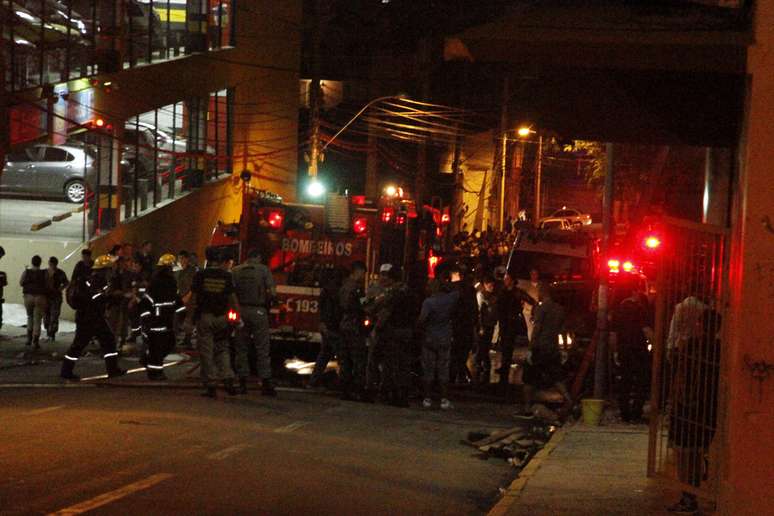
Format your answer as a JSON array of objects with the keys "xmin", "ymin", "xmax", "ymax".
[{"xmin": 647, "ymin": 216, "xmax": 727, "ymax": 500}]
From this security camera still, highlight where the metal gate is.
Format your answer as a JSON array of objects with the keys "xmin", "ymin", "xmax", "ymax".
[{"xmin": 647, "ymin": 216, "xmax": 727, "ymax": 500}]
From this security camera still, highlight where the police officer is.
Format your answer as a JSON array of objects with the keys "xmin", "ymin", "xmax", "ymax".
[
  {"xmin": 232, "ymin": 249, "xmax": 276, "ymax": 396},
  {"xmin": 60, "ymin": 255, "xmax": 126, "ymax": 381},
  {"xmin": 338, "ymin": 261, "xmax": 368, "ymax": 400},
  {"xmin": 368, "ymin": 264, "xmax": 413, "ymax": 407},
  {"xmin": 190, "ymin": 247, "xmax": 240, "ymax": 398},
  {"xmin": 138, "ymin": 254, "xmax": 184, "ymax": 381}
]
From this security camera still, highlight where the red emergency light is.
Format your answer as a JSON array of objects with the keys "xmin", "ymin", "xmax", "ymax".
[
  {"xmin": 94, "ymin": 118, "xmax": 105, "ymax": 128},
  {"xmin": 266, "ymin": 209, "xmax": 284, "ymax": 230},
  {"xmin": 381, "ymin": 207, "xmax": 394, "ymax": 223},
  {"xmin": 396, "ymin": 213, "xmax": 407, "ymax": 225},
  {"xmin": 644, "ymin": 236, "xmax": 661, "ymax": 250},
  {"xmin": 622, "ymin": 260, "xmax": 634, "ymax": 272},
  {"xmin": 227, "ymin": 309, "xmax": 240, "ymax": 323},
  {"xmin": 441, "ymin": 213, "xmax": 450, "ymax": 224},
  {"xmin": 353, "ymin": 216, "xmax": 368, "ymax": 235},
  {"xmin": 607, "ymin": 259, "xmax": 621, "ymax": 273},
  {"xmin": 428, "ymin": 253, "xmax": 441, "ymax": 278}
]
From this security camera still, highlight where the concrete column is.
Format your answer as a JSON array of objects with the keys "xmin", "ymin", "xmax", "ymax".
[{"xmin": 720, "ymin": 3, "xmax": 774, "ymax": 514}]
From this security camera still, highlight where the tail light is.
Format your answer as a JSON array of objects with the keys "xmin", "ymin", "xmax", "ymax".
[
  {"xmin": 363, "ymin": 317, "xmax": 372, "ymax": 328},
  {"xmin": 353, "ymin": 216, "xmax": 368, "ymax": 235},
  {"xmin": 381, "ymin": 207, "xmax": 395, "ymax": 223},
  {"xmin": 644, "ymin": 236, "xmax": 661, "ymax": 250},
  {"xmin": 607, "ymin": 259, "xmax": 621, "ymax": 273},
  {"xmin": 622, "ymin": 260, "xmax": 634, "ymax": 272}
]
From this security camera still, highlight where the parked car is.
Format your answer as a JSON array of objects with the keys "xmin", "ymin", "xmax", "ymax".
[
  {"xmin": 544, "ymin": 207, "xmax": 592, "ymax": 226},
  {"xmin": 1, "ymin": 144, "xmax": 93, "ymax": 203},
  {"xmin": 124, "ymin": 121, "xmax": 187, "ymax": 172},
  {"xmin": 538, "ymin": 217, "xmax": 574, "ymax": 231}
]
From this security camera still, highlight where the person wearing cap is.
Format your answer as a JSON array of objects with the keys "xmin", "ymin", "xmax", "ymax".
[
  {"xmin": 0, "ymin": 246, "xmax": 6, "ymax": 332},
  {"xmin": 367, "ymin": 263, "xmax": 413, "ymax": 407},
  {"xmin": 61, "ymin": 255, "xmax": 126, "ymax": 380},
  {"xmin": 138, "ymin": 254, "xmax": 184, "ymax": 381},
  {"xmin": 232, "ymin": 249, "xmax": 276, "ymax": 396}
]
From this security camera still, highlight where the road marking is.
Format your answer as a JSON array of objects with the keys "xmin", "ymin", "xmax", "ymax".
[
  {"xmin": 206, "ymin": 443, "xmax": 250, "ymax": 461},
  {"xmin": 48, "ymin": 472, "xmax": 174, "ymax": 515},
  {"xmin": 274, "ymin": 421, "xmax": 308, "ymax": 434},
  {"xmin": 23, "ymin": 405, "xmax": 65, "ymax": 416}
]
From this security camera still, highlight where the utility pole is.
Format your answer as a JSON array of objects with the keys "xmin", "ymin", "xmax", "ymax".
[
  {"xmin": 492, "ymin": 76, "xmax": 508, "ymax": 230},
  {"xmin": 594, "ymin": 143, "xmax": 615, "ymax": 399},
  {"xmin": 451, "ymin": 129, "xmax": 463, "ymax": 233},
  {"xmin": 533, "ymin": 135, "xmax": 543, "ymax": 223},
  {"xmin": 307, "ymin": 0, "xmax": 323, "ymax": 178}
]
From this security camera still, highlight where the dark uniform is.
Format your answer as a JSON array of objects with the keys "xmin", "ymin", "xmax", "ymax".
[
  {"xmin": 61, "ymin": 269, "xmax": 124, "ymax": 380},
  {"xmin": 450, "ymin": 279, "xmax": 477, "ymax": 383},
  {"xmin": 497, "ymin": 284, "xmax": 533, "ymax": 384},
  {"xmin": 232, "ymin": 257, "xmax": 275, "ymax": 393},
  {"xmin": 475, "ymin": 289, "xmax": 499, "ymax": 383},
  {"xmin": 338, "ymin": 276, "xmax": 367, "ymax": 397},
  {"xmin": 309, "ymin": 269, "xmax": 343, "ymax": 388},
  {"xmin": 611, "ymin": 296, "xmax": 651, "ymax": 422},
  {"xmin": 192, "ymin": 265, "xmax": 237, "ymax": 392},
  {"xmin": 138, "ymin": 269, "xmax": 184, "ymax": 380},
  {"xmin": 522, "ymin": 298, "xmax": 565, "ymax": 390},
  {"xmin": 371, "ymin": 281, "xmax": 413, "ymax": 406}
]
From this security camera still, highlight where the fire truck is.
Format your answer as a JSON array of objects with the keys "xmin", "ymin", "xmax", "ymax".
[{"xmin": 208, "ymin": 187, "xmax": 424, "ymax": 351}]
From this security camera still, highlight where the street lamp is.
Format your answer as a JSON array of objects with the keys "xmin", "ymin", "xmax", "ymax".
[
  {"xmin": 518, "ymin": 125, "xmax": 543, "ymax": 223},
  {"xmin": 307, "ymin": 179, "xmax": 326, "ymax": 198}
]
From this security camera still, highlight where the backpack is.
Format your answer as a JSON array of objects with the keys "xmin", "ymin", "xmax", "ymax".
[{"xmin": 66, "ymin": 273, "xmax": 89, "ymax": 310}]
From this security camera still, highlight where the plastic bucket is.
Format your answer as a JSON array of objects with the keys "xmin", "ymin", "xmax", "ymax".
[{"xmin": 581, "ymin": 398, "xmax": 605, "ymax": 426}]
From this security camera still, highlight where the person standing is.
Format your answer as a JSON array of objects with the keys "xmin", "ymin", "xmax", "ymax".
[
  {"xmin": 176, "ymin": 250, "xmax": 198, "ymax": 348},
  {"xmin": 475, "ymin": 275, "xmax": 499, "ymax": 384},
  {"xmin": 450, "ymin": 266, "xmax": 477, "ymax": 384},
  {"xmin": 337, "ymin": 262, "xmax": 368, "ymax": 400},
  {"xmin": 369, "ymin": 264, "xmax": 413, "ymax": 407},
  {"xmin": 611, "ymin": 286, "xmax": 653, "ymax": 422},
  {"xmin": 497, "ymin": 274, "xmax": 534, "ymax": 385},
  {"xmin": 418, "ymin": 276, "xmax": 460, "ymax": 410},
  {"xmin": 20, "ymin": 255, "xmax": 49, "ymax": 350},
  {"xmin": 190, "ymin": 247, "xmax": 240, "ymax": 398},
  {"xmin": 309, "ymin": 266, "xmax": 344, "ymax": 390},
  {"xmin": 232, "ymin": 249, "xmax": 276, "ymax": 396},
  {"xmin": 60, "ymin": 255, "xmax": 126, "ymax": 380},
  {"xmin": 134, "ymin": 240, "xmax": 155, "ymax": 282},
  {"xmin": 0, "ymin": 246, "xmax": 6, "ymax": 332},
  {"xmin": 72, "ymin": 248, "xmax": 93, "ymax": 282},
  {"xmin": 517, "ymin": 268, "xmax": 543, "ymax": 341},
  {"xmin": 518, "ymin": 285, "xmax": 572, "ymax": 415},
  {"xmin": 43, "ymin": 257, "xmax": 69, "ymax": 343},
  {"xmin": 138, "ymin": 254, "xmax": 184, "ymax": 381}
]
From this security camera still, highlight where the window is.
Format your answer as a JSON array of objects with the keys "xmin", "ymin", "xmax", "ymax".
[
  {"xmin": 554, "ymin": 210, "xmax": 576, "ymax": 217},
  {"xmin": 42, "ymin": 147, "xmax": 70, "ymax": 162},
  {"xmin": 7, "ymin": 151, "xmax": 31, "ymax": 162}
]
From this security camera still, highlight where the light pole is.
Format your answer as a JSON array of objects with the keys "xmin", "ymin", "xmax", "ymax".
[{"xmin": 517, "ymin": 126, "xmax": 543, "ymax": 224}]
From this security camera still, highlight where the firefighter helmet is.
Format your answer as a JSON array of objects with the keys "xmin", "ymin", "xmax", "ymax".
[
  {"xmin": 157, "ymin": 253, "xmax": 177, "ymax": 267},
  {"xmin": 92, "ymin": 255, "xmax": 114, "ymax": 270}
]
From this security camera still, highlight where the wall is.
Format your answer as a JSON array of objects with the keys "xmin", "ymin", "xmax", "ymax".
[{"xmin": 719, "ymin": 2, "xmax": 774, "ymax": 514}]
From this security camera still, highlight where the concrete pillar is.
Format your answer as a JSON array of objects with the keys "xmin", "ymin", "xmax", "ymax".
[{"xmin": 719, "ymin": 3, "xmax": 774, "ymax": 514}]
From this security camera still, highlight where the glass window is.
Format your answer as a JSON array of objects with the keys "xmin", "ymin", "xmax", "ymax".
[
  {"xmin": 7, "ymin": 150, "xmax": 32, "ymax": 162},
  {"xmin": 42, "ymin": 147, "xmax": 70, "ymax": 162}
]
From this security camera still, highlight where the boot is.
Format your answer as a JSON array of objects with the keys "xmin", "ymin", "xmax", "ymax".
[
  {"xmin": 201, "ymin": 386, "xmax": 217, "ymax": 398},
  {"xmin": 237, "ymin": 377, "xmax": 248, "ymax": 395},
  {"xmin": 105, "ymin": 355, "xmax": 126, "ymax": 378},
  {"xmin": 224, "ymin": 378, "xmax": 238, "ymax": 396},
  {"xmin": 261, "ymin": 379, "xmax": 277, "ymax": 397},
  {"xmin": 60, "ymin": 359, "xmax": 80, "ymax": 381}
]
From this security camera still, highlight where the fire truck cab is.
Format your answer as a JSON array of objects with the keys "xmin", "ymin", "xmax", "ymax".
[{"xmin": 209, "ymin": 188, "xmax": 381, "ymax": 350}]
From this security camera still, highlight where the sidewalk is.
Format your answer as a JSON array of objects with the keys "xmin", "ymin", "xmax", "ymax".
[{"xmin": 492, "ymin": 423, "xmax": 680, "ymax": 516}]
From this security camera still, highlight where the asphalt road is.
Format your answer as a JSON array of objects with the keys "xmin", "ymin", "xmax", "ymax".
[{"xmin": 0, "ymin": 382, "xmax": 518, "ymax": 515}]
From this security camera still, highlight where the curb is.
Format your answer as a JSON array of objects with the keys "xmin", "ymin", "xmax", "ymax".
[{"xmin": 487, "ymin": 424, "xmax": 569, "ymax": 516}]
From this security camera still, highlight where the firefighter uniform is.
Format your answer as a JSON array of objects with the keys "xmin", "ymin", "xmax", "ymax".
[
  {"xmin": 138, "ymin": 255, "xmax": 184, "ymax": 381},
  {"xmin": 192, "ymin": 261, "xmax": 237, "ymax": 396},
  {"xmin": 232, "ymin": 255, "xmax": 276, "ymax": 395},
  {"xmin": 339, "ymin": 275, "xmax": 367, "ymax": 398},
  {"xmin": 60, "ymin": 255, "xmax": 125, "ymax": 380}
]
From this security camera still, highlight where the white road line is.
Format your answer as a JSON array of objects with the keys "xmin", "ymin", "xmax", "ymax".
[
  {"xmin": 206, "ymin": 443, "xmax": 251, "ymax": 461},
  {"xmin": 23, "ymin": 405, "xmax": 65, "ymax": 416},
  {"xmin": 274, "ymin": 421, "xmax": 308, "ymax": 434},
  {"xmin": 48, "ymin": 472, "xmax": 174, "ymax": 515}
]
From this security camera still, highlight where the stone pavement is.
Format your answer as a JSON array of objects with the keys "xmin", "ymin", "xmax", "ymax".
[{"xmin": 493, "ymin": 423, "xmax": 692, "ymax": 516}]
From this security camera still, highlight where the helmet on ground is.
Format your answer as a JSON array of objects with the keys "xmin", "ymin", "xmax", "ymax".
[
  {"xmin": 92, "ymin": 255, "xmax": 114, "ymax": 270},
  {"xmin": 157, "ymin": 253, "xmax": 177, "ymax": 267}
]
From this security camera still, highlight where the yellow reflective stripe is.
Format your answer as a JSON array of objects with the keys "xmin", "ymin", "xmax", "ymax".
[{"xmin": 153, "ymin": 7, "xmax": 187, "ymax": 24}]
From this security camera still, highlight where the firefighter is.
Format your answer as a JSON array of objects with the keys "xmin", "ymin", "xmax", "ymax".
[
  {"xmin": 368, "ymin": 264, "xmax": 413, "ymax": 407},
  {"xmin": 138, "ymin": 254, "xmax": 184, "ymax": 381},
  {"xmin": 232, "ymin": 249, "xmax": 276, "ymax": 396},
  {"xmin": 338, "ymin": 261, "xmax": 368, "ymax": 400},
  {"xmin": 60, "ymin": 255, "xmax": 126, "ymax": 381},
  {"xmin": 190, "ymin": 247, "xmax": 240, "ymax": 398}
]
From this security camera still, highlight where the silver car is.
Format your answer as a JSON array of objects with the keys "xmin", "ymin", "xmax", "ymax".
[{"xmin": 1, "ymin": 144, "xmax": 93, "ymax": 203}]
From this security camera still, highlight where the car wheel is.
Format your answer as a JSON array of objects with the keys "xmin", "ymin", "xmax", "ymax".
[{"xmin": 64, "ymin": 179, "xmax": 86, "ymax": 203}]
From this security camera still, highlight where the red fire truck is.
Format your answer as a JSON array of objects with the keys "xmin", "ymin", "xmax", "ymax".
[{"xmin": 209, "ymin": 188, "xmax": 388, "ymax": 349}]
